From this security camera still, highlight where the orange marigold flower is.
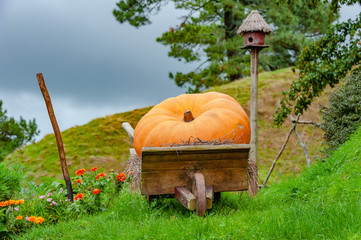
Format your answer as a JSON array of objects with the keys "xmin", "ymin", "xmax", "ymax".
[
  {"xmin": 75, "ymin": 168, "xmax": 86, "ymax": 176},
  {"xmin": 0, "ymin": 199, "xmax": 24, "ymax": 207},
  {"xmin": 116, "ymin": 173, "xmax": 126, "ymax": 182},
  {"xmin": 34, "ymin": 217, "xmax": 45, "ymax": 224},
  {"xmin": 74, "ymin": 193, "xmax": 84, "ymax": 200},
  {"xmin": 28, "ymin": 216, "xmax": 37, "ymax": 222},
  {"xmin": 91, "ymin": 167, "xmax": 98, "ymax": 172},
  {"xmin": 15, "ymin": 199, "xmax": 25, "ymax": 205},
  {"xmin": 93, "ymin": 189, "xmax": 101, "ymax": 195},
  {"xmin": 16, "ymin": 216, "xmax": 23, "ymax": 220}
]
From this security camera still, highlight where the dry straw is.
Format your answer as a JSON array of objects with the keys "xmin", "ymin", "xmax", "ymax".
[{"xmin": 237, "ymin": 10, "xmax": 272, "ymax": 35}]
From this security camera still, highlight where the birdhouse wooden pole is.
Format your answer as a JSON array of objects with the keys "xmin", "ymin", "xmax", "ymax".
[{"xmin": 238, "ymin": 10, "xmax": 272, "ymax": 196}]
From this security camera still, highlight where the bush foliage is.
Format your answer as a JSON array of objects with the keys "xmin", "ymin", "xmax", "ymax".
[
  {"xmin": 321, "ymin": 70, "xmax": 361, "ymax": 152},
  {"xmin": 0, "ymin": 163, "xmax": 23, "ymax": 201}
]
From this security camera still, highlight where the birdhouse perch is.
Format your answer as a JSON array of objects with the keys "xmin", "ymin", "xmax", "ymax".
[
  {"xmin": 237, "ymin": 10, "xmax": 272, "ymax": 48},
  {"xmin": 237, "ymin": 10, "xmax": 272, "ymax": 196}
]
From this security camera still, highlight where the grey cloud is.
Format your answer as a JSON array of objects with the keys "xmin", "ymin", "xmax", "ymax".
[{"xmin": 0, "ymin": 0, "xmax": 194, "ymax": 109}]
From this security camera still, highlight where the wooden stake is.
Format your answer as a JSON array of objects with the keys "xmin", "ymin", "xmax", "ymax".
[
  {"xmin": 292, "ymin": 117, "xmax": 312, "ymax": 168},
  {"xmin": 36, "ymin": 73, "xmax": 73, "ymax": 201},
  {"xmin": 262, "ymin": 114, "xmax": 309, "ymax": 188},
  {"xmin": 262, "ymin": 124, "xmax": 296, "ymax": 188}
]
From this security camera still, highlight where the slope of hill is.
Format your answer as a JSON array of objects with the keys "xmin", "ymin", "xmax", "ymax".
[
  {"xmin": 5, "ymin": 68, "xmax": 329, "ymax": 183},
  {"xmin": 23, "ymin": 126, "xmax": 361, "ymax": 239}
]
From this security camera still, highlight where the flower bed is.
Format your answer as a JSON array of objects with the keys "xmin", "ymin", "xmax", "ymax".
[{"xmin": 0, "ymin": 167, "xmax": 129, "ymax": 237}]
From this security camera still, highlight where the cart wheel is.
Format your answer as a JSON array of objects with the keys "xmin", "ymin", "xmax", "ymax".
[{"xmin": 192, "ymin": 173, "xmax": 206, "ymax": 217}]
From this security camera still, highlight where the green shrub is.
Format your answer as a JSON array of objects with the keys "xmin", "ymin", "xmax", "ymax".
[
  {"xmin": 321, "ymin": 70, "xmax": 361, "ymax": 152},
  {"xmin": 0, "ymin": 163, "xmax": 24, "ymax": 200}
]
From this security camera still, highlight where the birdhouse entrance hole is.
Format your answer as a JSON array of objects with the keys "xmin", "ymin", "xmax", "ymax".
[{"xmin": 243, "ymin": 32, "xmax": 265, "ymax": 46}]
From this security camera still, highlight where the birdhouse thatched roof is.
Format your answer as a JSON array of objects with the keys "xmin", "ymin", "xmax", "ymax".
[{"xmin": 237, "ymin": 10, "xmax": 272, "ymax": 35}]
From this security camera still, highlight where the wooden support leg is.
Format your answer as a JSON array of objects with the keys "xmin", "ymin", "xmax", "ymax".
[
  {"xmin": 206, "ymin": 186, "xmax": 214, "ymax": 209},
  {"xmin": 146, "ymin": 195, "xmax": 158, "ymax": 202},
  {"xmin": 192, "ymin": 173, "xmax": 207, "ymax": 217}
]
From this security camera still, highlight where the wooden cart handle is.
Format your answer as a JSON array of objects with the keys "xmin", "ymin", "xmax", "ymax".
[{"xmin": 122, "ymin": 122, "xmax": 134, "ymax": 144}]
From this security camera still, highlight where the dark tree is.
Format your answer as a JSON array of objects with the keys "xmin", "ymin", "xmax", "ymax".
[
  {"xmin": 0, "ymin": 100, "xmax": 39, "ymax": 161},
  {"xmin": 114, "ymin": 0, "xmax": 336, "ymax": 92}
]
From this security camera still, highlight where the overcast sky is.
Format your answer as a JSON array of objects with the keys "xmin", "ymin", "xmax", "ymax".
[{"xmin": 0, "ymin": 1, "xmax": 360, "ymax": 140}]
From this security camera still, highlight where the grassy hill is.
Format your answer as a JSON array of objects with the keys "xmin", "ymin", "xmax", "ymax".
[
  {"xmin": 5, "ymin": 68, "xmax": 330, "ymax": 183},
  {"xmin": 22, "ymin": 126, "xmax": 361, "ymax": 239}
]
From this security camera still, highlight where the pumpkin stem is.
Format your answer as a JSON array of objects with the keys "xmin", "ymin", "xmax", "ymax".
[{"xmin": 183, "ymin": 110, "xmax": 194, "ymax": 122}]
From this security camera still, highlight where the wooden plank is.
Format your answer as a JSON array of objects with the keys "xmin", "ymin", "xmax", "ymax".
[
  {"xmin": 175, "ymin": 187, "xmax": 196, "ymax": 210},
  {"xmin": 142, "ymin": 158, "xmax": 247, "ymax": 172},
  {"xmin": 141, "ymin": 144, "xmax": 250, "ymax": 165},
  {"xmin": 141, "ymin": 168, "xmax": 247, "ymax": 195},
  {"xmin": 142, "ymin": 144, "xmax": 250, "ymax": 157},
  {"xmin": 142, "ymin": 151, "xmax": 249, "ymax": 163},
  {"xmin": 174, "ymin": 186, "xmax": 213, "ymax": 211}
]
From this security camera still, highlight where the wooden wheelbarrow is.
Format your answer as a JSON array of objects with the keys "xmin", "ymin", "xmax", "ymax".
[{"xmin": 122, "ymin": 122, "xmax": 250, "ymax": 216}]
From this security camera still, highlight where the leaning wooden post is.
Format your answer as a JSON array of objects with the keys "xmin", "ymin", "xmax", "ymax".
[
  {"xmin": 36, "ymin": 73, "xmax": 74, "ymax": 201},
  {"xmin": 237, "ymin": 10, "xmax": 272, "ymax": 195}
]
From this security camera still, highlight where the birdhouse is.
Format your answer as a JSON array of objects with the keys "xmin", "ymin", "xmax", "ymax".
[{"xmin": 237, "ymin": 10, "xmax": 272, "ymax": 47}]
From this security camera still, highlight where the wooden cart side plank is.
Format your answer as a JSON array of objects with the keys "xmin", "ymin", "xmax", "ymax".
[
  {"xmin": 142, "ymin": 144, "xmax": 251, "ymax": 155},
  {"xmin": 141, "ymin": 168, "xmax": 248, "ymax": 195},
  {"xmin": 142, "ymin": 158, "xmax": 247, "ymax": 171},
  {"xmin": 142, "ymin": 152, "xmax": 249, "ymax": 163}
]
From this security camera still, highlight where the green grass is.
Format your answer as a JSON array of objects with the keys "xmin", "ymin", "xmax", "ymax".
[
  {"xmin": 4, "ymin": 67, "xmax": 330, "ymax": 185},
  {"xmin": 22, "ymin": 127, "xmax": 361, "ymax": 239}
]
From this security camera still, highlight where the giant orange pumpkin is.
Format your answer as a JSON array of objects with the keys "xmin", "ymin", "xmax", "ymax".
[{"xmin": 133, "ymin": 92, "xmax": 251, "ymax": 157}]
